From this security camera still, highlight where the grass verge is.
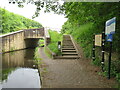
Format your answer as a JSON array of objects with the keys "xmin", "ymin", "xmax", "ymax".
[
  {"xmin": 34, "ymin": 47, "xmax": 42, "ymax": 65},
  {"xmin": 44, "ymin": 46, "xmax": 52, "ymax": 58},
  {"xmin": 47, "ymin": 30, "xmax": 62, "ymax": 55}
]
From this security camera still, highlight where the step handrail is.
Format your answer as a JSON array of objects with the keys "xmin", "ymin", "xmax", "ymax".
[{"xmin": 69, "ymin": 35, "xmax": 79, "ymax": 56}]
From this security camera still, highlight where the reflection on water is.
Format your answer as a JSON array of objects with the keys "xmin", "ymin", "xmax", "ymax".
[
  {"xmin": 2, "ymin": 49, "xmax": 35, "ymax": 69},
  {"xmin": 1, "ymin": 49, "xmax": 41, "ymax": 88},
  {"xmin": 2, "ymin": 68, "xmax": 40, "ymax": 88}
]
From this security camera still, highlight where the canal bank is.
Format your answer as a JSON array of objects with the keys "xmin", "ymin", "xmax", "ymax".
[{"xmin": 38, "ymin": 47, "xmax": 118, "ymax": 88}]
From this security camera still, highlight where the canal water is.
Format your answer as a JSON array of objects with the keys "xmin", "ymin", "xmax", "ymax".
[{"xmin": 0, "ymin": 49, "xmax": 41, "ymax": 88}]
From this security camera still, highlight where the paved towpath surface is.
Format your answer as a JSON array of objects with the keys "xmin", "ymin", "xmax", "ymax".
[{"xmin": 38, "ymin": 47, "xmax": 117, "ymax": 88}]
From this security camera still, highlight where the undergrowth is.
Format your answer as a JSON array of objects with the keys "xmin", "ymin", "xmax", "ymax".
[
  {"xmin": 38, "ymin": 39, "xmax": 44, "ymax": 47},
  {"xmin": 48, "ymin": 30, "xmax": 62, "ymax": 55},
  {"xmin": 34, "ymin": 46, "xmax": 42, "ymax": 65},
  {"xmin": 61, "ymin": 22, "xmax": 120, "ymax": 84},
  {"xmin": 44, "ymin": 46, "xmax": 52, "ymax": 58}
]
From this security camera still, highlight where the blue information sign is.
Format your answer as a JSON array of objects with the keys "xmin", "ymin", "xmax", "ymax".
[{"xmin": 105, "ymin": 17, "xmax": 116, "ymax": 42}]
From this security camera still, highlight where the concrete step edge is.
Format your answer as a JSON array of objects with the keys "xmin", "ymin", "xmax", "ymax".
[
  {"xmin": 62, "ymin": 53, "xmax": 78, "ymax": 55},
  {"xmin": 55, "ymin": 56, "xmax": 80, "ymax": 59},
  {"xmin": 62, "ymin": 50, "xmax": 77, "ymax": 51},
  {"xmin": 62, "ymin": 48, "xmax": 75, "ymax": 50}
]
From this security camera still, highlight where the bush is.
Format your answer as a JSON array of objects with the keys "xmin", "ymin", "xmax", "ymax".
[
  {"xmin": 48, "ymin": 30, "xmax": 62, "ymax": 55},
  {"xmin": 39, "ymin": 39, "xmax": 44, "ymax": 47}
]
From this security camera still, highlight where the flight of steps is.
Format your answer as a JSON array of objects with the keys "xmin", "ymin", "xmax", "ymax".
[{"xmin": 58, "ymin": 35, "xmax": 80, "ymax": 59}]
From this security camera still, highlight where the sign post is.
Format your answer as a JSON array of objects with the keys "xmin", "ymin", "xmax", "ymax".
[{"xmin": 105, "ymin": 17, "xmax": 116, "ymax": 79}]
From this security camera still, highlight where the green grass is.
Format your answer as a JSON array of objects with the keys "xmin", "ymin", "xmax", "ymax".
[
  {"xmin": 47, "ymin": 30, "xmax": 62, "ymax": 55},
  {"xmin": 2, "ymin": 68, "xmax": 16, "ymax": 81},
  {"xmin": 48, "ymin": 43, "xmax": 59, "ymax": 54},
  {"xmin": 66, "ymin": 23, "xmax": 94, "ymax": 58},
  {"xmin": 34, "ymin": 47, "xmax": 42, "ymax": 65},
  {"xmin": 39, "ymin": 39, "xmax": 44, "ymax": 47},
  {"xmin": 44, "ymin": 46, "xmax": 52, "ymax": 58}
]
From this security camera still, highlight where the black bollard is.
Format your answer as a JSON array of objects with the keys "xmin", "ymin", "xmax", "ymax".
[
  {"xmin": 101, "ymin": 31, "xmax": 105, "ymax": 72},
  {"xmin": 92, "ymin": 34, "xmax": 95, "ymax": 61}
]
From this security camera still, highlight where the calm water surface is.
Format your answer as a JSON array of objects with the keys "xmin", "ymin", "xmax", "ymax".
[{"xmin": 0, "ymin": 49, "xmax": 41, "ymax": 88}]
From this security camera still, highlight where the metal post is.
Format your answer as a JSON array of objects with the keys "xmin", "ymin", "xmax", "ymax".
[
  {"xmin": 101, "ymin": 31, "xmax": 105, "ymax": 71},
  {"xmin": 92, "ymin": 34, "xmax": 95, "ymax": 61},
  {"xmin": 108, "ymin": 42, "xmax": 112, "ymax": 79}
]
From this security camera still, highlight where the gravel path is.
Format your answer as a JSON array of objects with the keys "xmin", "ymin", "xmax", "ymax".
[{"xmin": 38, "ymin": 47, "xmax": 118, "ymax": 88}]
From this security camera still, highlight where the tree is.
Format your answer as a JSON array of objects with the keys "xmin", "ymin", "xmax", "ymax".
[
  {"xmin": 0, "ymin": 8, "xmax": 42, "ymax": 33},
  {"xmin": 8, "ymin": 0, "xmax": 65, "ymax": 18}
]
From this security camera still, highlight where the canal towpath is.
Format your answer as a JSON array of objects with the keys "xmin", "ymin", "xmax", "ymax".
[{"xmin": 38, "ymin": 47, "xmax": 118, "ymax": 88}]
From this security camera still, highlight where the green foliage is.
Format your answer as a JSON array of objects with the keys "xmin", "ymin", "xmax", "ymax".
[
  {"xmin": 39, "ymin": 39, "xmax": 44, "ymax": 47},
  {"xmin": 62, "ymin": 22, "xmax": 93, "ymax": 58},
  {"xmin": 34, "ymin": 47, "xmax": 42, "ymax": 65},
  {"xmin": 63, "ymin": 2, "xmax": 119, "ymax": 27},
  {"xmin": 44, "ymin": 46, "xmax": 52, "ymax": 58},
  {"xmin": 61, "ymin": 2, "xmax": 120, "ymax": 83},
  {"xmin": 0, "ymin": 8, "xmax": 42, "ymax": 34},
  {"xmin": 48, "ymin": 43, "xmax": 59, "ymax": 54},
  {"xmin": 2, "ymin": 68, "xmax": 16, "ymax": 81},
  {"xmin": 102, "ymin": 60, "xmax": 120, "ymax": 77},
  {"xmin": 62, "ymin": 2, "xmax": 120, "ymax": 53},
  {"xmin": 48, "ymin": 30, "xmax": 62, "ymax": 54},
  {"xmin": 92, "ymin": 57, "xmax": 101, "ymax": 66},
  {"xmin": 8, "ymin": 0, "xmax": 65, "ymax": 18},
  {"xmin": 116, "ymin": 73, "xmax": 120, "ymax": 83}
]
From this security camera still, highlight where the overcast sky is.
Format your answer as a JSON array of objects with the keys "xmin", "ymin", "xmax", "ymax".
[{"xmin": 0, "ymin": 0, "xmax": 68, "ymax": 32}]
